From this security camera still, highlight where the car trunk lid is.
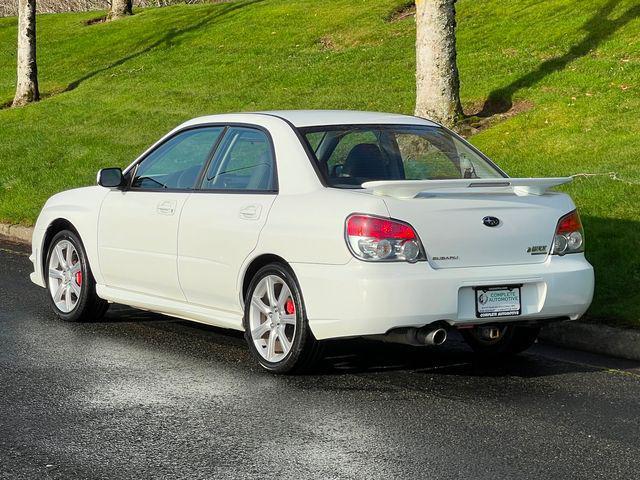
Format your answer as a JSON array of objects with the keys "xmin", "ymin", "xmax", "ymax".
[{"xmin": 362, "ymin": 178, "xmax": 574, "ymax": 269}]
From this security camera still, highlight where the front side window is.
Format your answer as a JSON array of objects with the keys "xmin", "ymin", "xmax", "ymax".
[
  {"xmin": 131, "ymin": 127, "xmax": 224, "ymax": 190},
  {"xmin": 202, "ymin": 127, "xmax": 275, "ymax": 191},
  {"xmin": 300, "ymin": 125, "xmax": 504, "ymax": 188}
]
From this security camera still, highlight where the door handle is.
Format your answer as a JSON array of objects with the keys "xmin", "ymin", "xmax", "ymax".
[
  {"xmin": 239, "ymin": 204, "xmax": 261, "ymax": 220},
  {"xmin": 157, "ymin": 200, "xmax": 176, "ymax": 215}
]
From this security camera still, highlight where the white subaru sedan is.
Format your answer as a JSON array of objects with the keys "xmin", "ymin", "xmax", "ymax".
[{"xmin": 30, "ymin": 111, "xmax": 594, "ymax": 373}]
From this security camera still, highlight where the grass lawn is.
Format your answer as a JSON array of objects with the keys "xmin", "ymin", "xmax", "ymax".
[{"xmin": 0, "ymin": 0, "xmax": 638, "ymax": 326}]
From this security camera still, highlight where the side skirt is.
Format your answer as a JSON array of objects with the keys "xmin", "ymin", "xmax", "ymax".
[{"xmin": 96, "ymin": 285, "xmax": 244, "ymax": 331}]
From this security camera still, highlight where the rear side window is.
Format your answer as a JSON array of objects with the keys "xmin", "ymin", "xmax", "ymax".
[
  {"xmin": 202, "ymin": 127, "xmax": 275, "ymax": 191},
  {"xmin": 131, "ymin": 127, "xmax": 223, "ymax": 190}
]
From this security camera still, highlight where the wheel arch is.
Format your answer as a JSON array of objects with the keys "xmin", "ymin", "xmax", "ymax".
[
  {"xmin": 240, "ymin": 253, "xmax": 296, "ymax": 307},
  {"xmin": 41, "ymin": 218, "xmax": 80, "ymax": 278}
]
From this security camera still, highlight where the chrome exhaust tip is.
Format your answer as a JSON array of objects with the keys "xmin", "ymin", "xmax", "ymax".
[
  {"xmin": 371, "ymin": 325, "xmax": 448, "ymax": 346},
  {"xmin": 417, "ymin": 327, "xmax": 447, "ymax": 346}
]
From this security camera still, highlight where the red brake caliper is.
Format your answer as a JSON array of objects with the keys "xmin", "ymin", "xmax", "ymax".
[
  {"xmin": 285, "ymin": 298, "xmax": 295, "ymax": 315},
  {"xmin": 74, "ymin": 264, "xmax": 82, "ymax": 286}
]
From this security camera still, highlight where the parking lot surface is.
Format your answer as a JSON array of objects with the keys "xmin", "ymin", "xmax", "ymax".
[{"xmin": 1, "ymin": 239, "xmax": 639, "ymax": 479}]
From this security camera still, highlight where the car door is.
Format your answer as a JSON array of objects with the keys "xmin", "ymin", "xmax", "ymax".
[
  {"xmin": 177, "ymin": 126, "xmax": 277, "ymax": 313},
  {"xmin": 97, "ymin": 126, "xmax": 224, "ymax": 300}
]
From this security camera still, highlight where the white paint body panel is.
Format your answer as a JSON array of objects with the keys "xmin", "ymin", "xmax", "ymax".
[
  {"xmin": 382, "ymin": 192, "xmax": 576, "ymax": 269},
  {"xmin": 293, "ymin": 255, "xmax": 593, "ymax": 340},
  {"xmin": 30, "ymin": 110, "xmax": 595, "ymax": 341},
  {"xmin": 30, "ymin": 186, "xmax": 108, "ymax": 288},
  {"xmin": 177, "ymin": 192, "xmax": 276, "ymax": 314},
  {"xmin": 98, "ymin": 190, "xmax": 189, "ymax": 300}
]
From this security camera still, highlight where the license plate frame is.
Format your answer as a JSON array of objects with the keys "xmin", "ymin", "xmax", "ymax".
[{"xmin": 474, "ymin": 285, "xmax": 522, "ymax": 319}]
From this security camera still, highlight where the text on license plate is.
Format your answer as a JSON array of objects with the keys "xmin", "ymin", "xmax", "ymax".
[{"xmin": 475, "ymin": 286, "xmax": 521, "ymax": 318}]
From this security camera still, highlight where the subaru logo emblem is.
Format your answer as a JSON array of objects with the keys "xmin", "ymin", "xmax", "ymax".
[{"xmin": 483, "ymin": 216, "xmax": 500, "ymax": 227}]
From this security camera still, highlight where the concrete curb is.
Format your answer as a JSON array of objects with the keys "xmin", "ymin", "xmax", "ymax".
[
  {"xmin": 539, "ymin": 322, "xmax": 640, "ymax": 362},
  {"xmin": 0, "ymin": 223, "xmax": 33, "ymax": 245}
]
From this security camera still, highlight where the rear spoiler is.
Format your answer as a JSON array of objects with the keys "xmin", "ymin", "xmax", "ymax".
[{"xmin": 362, "ymin": 177, "xmax": 573, "ymax": 199}]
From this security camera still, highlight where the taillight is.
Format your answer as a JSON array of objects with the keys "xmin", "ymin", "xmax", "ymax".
[
  {"xmin": 552, "ymin": 210, "xmax": 585, "ymax": 255},
  {"xmin": 345, "ymin": 214, "xmax": 425, "ymax": 263}
]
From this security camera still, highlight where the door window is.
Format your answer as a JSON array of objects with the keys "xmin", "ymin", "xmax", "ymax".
[
  {"xmin": 202, "ymin": 127, "xmax": 275, "ymax": 191},
  {"xmin": 131, "ymin": 127, "xmax": 224, "ymax": 190}
]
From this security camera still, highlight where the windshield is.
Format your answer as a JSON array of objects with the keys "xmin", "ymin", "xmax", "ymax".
[{"xmin": 299, "ymin": 125, "xmax": 505, "ymax": 188}]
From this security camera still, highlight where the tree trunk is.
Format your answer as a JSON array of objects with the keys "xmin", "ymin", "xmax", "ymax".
[
  {"xmin": 415, "ymin": 0, "xmax": 463, "ymax": 127},
  {"xmin": 12, "ymin": 0, "xmax": 39, "ymax": 108},
  {"xmin": 107, "ymin": 0, "xmax": 133, "ymax": 20}
]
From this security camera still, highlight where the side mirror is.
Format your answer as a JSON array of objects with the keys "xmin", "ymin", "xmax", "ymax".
[{"xmin": 97, "ymin": 168, "xmax": 125, "ymax": 188}]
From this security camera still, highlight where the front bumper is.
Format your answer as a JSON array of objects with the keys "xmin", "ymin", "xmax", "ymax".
[{"xmin": 292, "ymin": 254, "xmax": 594, "ymax": 340}]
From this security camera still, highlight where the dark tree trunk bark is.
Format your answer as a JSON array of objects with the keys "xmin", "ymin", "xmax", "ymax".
[
  {"xmin": 415, "ymin": 0, "xmax": 463, "ymax": 127},
  {"xmin": 12, "ymin": 0, "xmax": 39, "ymax": 107},
  {"xmin": 107, "ymin": 0, "xmax": 133, "ymax": 20}
]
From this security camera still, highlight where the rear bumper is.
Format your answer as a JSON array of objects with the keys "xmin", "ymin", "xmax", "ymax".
[{"xmin": 292, "ymin": 254, "xmax": 594, "ymax": 340}]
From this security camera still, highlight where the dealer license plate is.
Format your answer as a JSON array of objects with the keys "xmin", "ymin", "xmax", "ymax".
[{"xmin": 475, "ymin": 286, "xmax": 521, "ymax": 318}]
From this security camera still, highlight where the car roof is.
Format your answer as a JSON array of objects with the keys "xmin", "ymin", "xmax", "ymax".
[
  {"xmin": 181, "ymin": 110, "xmax": 439, "ymax": 130},
  {"xmin": 257, "ymin": 110, "xmax": 439, "ymax": 128}
]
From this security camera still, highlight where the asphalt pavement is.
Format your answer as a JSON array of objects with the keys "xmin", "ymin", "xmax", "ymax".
[{"xmin": 1, "ymin": 237, "xmax": 639, "ymax": 479}]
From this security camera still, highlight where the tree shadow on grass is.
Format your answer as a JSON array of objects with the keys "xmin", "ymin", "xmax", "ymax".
[
  {"xmin": 63, "ymin": 0, "xmax": 265, "ymax": 93},
  {"xmin": 476, "ymin": 0, "xmax": 640, "ymax": 117}
]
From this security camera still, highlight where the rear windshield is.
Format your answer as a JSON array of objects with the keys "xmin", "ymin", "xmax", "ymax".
[{"xmin": 299, "ymin": 125, "xmax": 504, "ymax": 188}]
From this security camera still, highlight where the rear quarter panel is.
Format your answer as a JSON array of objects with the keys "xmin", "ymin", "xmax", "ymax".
[{"xmin": 253, "ymin": 188, "xmax": 389, "ymax": 266}]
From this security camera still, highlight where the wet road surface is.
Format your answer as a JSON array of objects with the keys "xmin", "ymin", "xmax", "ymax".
[{"xmin": 1, "ymin": 238, "xmax": 639, "ymax": 479}]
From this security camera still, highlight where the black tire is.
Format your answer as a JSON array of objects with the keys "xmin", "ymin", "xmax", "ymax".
[
  {"xmin": 45, "ymin": 229, "xmax": 109, "ymax": 322},
  {"xmin": 243, "ymin": 262, "xmax": 323, "ymax": 374},
  {"xmin": 461, "ymin": 325, "xmax": 540, "ymax": 356}
]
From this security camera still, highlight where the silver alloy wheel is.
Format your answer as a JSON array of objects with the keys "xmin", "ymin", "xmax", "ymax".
[
  {"xmin": 48, "ymin": 239, "xmax": 82, "ymax": 313},
  {"xmin": 249, "ymin": 274, "xmax": 297, "ymax": 363}
]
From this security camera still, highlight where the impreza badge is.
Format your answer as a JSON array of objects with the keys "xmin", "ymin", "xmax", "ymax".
[{"xmin": 527, "ymin": 245, "xmax": 548, "ymax": 255}]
